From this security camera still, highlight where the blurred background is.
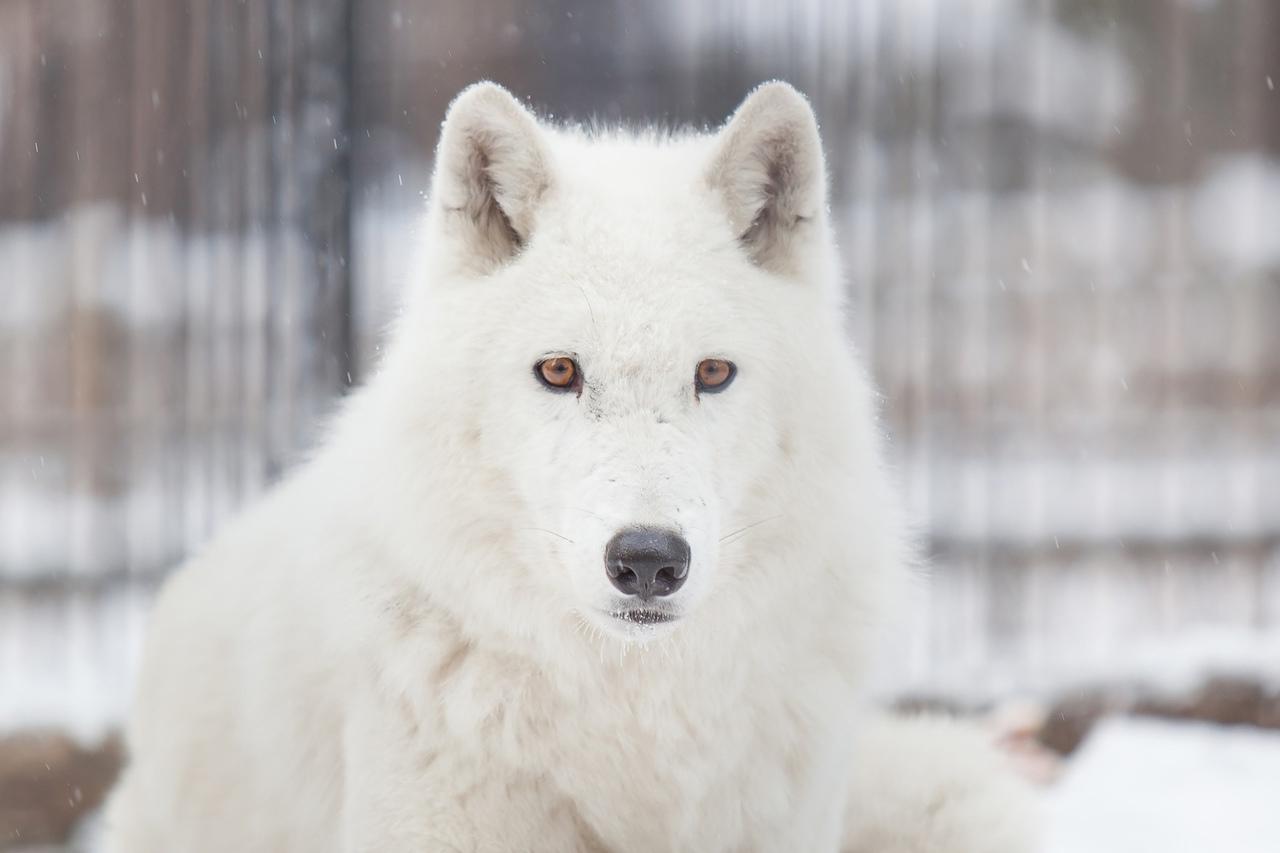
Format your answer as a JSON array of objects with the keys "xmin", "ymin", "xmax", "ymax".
[{"xmin": 1, "ymin": 0, "xmax": 1278, "ymax": 849}]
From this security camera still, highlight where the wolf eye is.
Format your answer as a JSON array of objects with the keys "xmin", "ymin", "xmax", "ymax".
[
  {"xmin": 695, "ymin": 359, "xmax": 736, "ymax": 394},
  {"xmin": 536, "ymin": 356, "xmax": 581, "ymax": 392}
]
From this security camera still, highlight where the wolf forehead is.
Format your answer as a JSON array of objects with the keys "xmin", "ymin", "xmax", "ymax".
[{"xmin": 525, "ymin": 147, "xmax": 739, "ymax": 268}]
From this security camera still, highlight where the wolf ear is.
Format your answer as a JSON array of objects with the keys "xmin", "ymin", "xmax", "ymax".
[
  {"xmin": 433, "ymin": 82, "xmax": 554, "ymax": 272},
  {"xmin": 706, "ymin": 82, "xmax": 827, "ymax": 274}
]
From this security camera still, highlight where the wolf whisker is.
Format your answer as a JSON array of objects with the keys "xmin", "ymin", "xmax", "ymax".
[
  {"xmin": 521, "ymin": 527, "xmax": 576, "ymax": 545},
  {"xmin": 719, "ymin": 514, "xmax": 783, "ymax": 545}
]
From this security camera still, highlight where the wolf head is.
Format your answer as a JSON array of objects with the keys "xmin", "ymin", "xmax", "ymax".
[{"xmin": 366, "ymin": 82, "xmax": 889, "ymax": 646}]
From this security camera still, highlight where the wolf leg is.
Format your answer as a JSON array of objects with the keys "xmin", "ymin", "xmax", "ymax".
[{"xmin": 842, "ymin": 713, "xmax": 1040, "ymax": 853}]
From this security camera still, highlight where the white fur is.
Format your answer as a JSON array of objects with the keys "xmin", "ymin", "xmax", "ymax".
[{"xmin": 104, "ymin": 82, "xmax": 1038, "ymax": 852}]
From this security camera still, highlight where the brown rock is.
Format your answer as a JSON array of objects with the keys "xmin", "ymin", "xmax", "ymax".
[
  {"xmin": 1133, "ymin": 676, "xmax": 1280, "ymax": 729},
  {"xmin": 1192, "ymin": 676, "xmax": 1279, "ymax": 728},
  {"xmin": 0, "ymin": 729, "xmax": 123, "ymax": 849},
  {"xmin": 1037, "ymin": 690, "xmax": 1123, "ymax": 756},
  {"xmin": 1038, "ymin": 675, "xmax": 1280, "ymax": 759}
]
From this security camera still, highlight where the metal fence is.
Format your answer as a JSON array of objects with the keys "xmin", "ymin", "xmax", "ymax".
[{"xmin": 2, "ymin": 0, "xmax": 1278, "ymax": 732}]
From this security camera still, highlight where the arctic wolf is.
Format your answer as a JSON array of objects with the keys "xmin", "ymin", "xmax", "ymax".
[{"xmin": 105, "ymin": 82, "xmax": 1036, "ymax": 852}]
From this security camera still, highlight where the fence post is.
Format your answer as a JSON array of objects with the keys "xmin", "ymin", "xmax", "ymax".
[{"xmin": 265, "ymin": 0, "xmax": 355, "ymax": 474}]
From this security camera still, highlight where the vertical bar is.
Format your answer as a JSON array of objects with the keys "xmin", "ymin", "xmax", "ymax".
[
  {"xmin": 1153, "ymin": 0, "xmax": 1190, "ymax": 633},
  {"xmin": 1090, "ymin": 0, "xmax": 1123, "ymax": 667},
  {"xmin": 967, "ymin": 0, "xmax": 997, "ymax": 684},
  {"xmin": 850, "ymin": 0, "xmax": 880, "ymax": 363},
  {"xmin": 1231, "ymin": 0, "xmax": 1268, "ymax": 627}
]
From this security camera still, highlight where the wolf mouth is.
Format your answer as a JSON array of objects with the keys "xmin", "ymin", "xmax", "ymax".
[{"xmin": 610, "ymin": 608, "xmax": 678, "ymax": 625}]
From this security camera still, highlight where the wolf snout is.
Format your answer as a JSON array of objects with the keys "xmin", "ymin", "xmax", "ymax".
[{"xmin": 604, "ymin": 527, "xmax": 690, "ymax": 600}]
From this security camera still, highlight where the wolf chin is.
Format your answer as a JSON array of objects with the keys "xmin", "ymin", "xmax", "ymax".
[{"xmin": 105, "ymin": 82, "xmax": 1037, "ymax": 852}]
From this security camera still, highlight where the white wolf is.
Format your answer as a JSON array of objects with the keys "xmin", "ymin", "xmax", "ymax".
[{"xmin": 104, "ymin": 82, "xmax": 1036, "ymax": 852}]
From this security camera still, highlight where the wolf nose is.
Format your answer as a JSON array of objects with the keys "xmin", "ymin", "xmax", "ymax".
[{"xmin": 604, "ymin": 527, "xmax": 690, "ymax": 601}]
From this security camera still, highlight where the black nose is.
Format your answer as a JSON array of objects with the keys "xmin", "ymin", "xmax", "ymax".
[{"xmin": 604, "ymin": 527, "xmax": 691, "ymax": 601}]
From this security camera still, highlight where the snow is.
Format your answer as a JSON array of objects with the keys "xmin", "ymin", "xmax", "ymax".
[
  {"xmin": 878, "ymin": 599, "xmax": 1280, "ymax": 707},
  {"xmin": 1045, "ymin": 717, "xmax": 1280, "ymax": 853},
  {"xmin": 0, "ymin": 586, "xmax": 151, "ymax": 741},
  {"xmin": 1191, "ymin": 155, "xmax": 1280, "ymax": 271}
]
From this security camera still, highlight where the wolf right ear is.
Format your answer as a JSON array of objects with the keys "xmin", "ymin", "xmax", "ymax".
[
  {"xmin": 706, "ymin": 82, "xmax": 827, "ymax": 275},
  {"xmin": 433, "ymin": 82, "xmax": 554, "ymax": 273}
]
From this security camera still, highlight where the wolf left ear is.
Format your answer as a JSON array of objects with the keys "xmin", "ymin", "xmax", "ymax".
[
  {"xmin": 706, "ymin": 82, "xmax": 827, "ymax": 274},
  {"xmin": 433, "ymin": 82, "xmax": 554, "ymax": 273}
]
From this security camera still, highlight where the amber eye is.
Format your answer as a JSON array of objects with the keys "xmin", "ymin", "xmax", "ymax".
[
  {"xmin": 535, "ymin": 356, "xmax": 581, "ymax": 392},
  {"xmin": 695, "ymin": 358, "xmax": 736, "ymax": 394}
]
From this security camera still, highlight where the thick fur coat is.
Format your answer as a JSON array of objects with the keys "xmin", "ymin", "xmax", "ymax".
[{"xmin": 104, "ymin": 82, "xmax": 1037, "ymax": 852}]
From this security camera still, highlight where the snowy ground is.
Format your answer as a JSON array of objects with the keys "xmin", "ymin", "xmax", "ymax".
[{"xmin": 1045, "ymin": 717, "xmax": 1280, "ymax": 853}]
